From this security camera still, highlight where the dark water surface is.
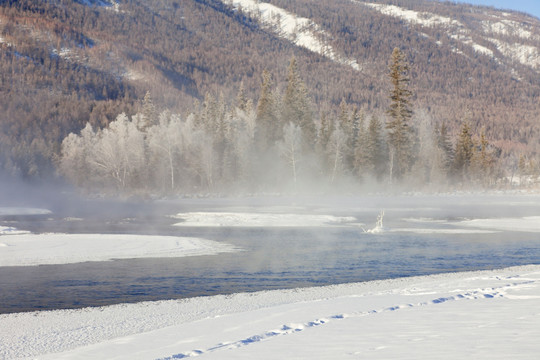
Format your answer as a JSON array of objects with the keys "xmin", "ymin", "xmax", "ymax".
[{"xmin": 1, "ymin": 194, "xmax": 539, "ymax": 314}]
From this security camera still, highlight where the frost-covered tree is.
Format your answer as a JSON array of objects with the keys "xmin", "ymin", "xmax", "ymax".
[
  {"xmin": 146, "ymin": 111, "xmax": 184, "ymax": 192},
  {"xmin": 278, "ymin": 122, "xmax": 303, "ymax": 190},
  {"xmin": 91, "ymin": 113, "xmax": 146, "ymax": 190},
  {"xmin": 327, "ymin": 123, "xmax": 349, "ymax": 184},
  {"xmin": 59, "ymin": 123, "xmax": 96, "ymax": 188},
  {"xmin": 410, "ymin": 111, "xmax": 436, "ymax": 185}
]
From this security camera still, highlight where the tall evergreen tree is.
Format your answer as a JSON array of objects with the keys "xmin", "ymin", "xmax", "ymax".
[
  {"xmin": 255, "ymin": 69, "xmax": 278, "ymax": 151},
  {"xmin": 386, "ymin": 48, "xmax": 414, "ymax": 181},
  {"xmin": 437, "ymin": 122, "xmax": 454, "ymax": 175},
  {"xmin": 367, "ymin": 115, "xmax": 388, "ymax": 181},
  {"xmin": 337, "ymin": 99, "xmax": 354, "ymax": 169},
  {"xmin": 453, "ymin": 120, "xmax": 474, "ymax": 181},
  {"xmin": 350, "ymin": 106, "xmax": 362, "ymax": 152},
  {"xmin": 471, "ymin": 131, "xmax": 496, "ymax": 187},
  {"xmin": 139, "ymin": 91, "xmax": 157, "ymax": 131},
  {"xmin": 236, "ymin": 81, "xmax": 249, "ymax": 112},
  {"xmin": 283, "ymin": 56, "xmax": 315, "ymax": 147}
]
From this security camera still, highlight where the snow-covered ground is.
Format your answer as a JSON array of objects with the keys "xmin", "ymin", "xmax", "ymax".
[
  {"xmin": 0, "ymin": 231, "xmax": 239, "ymax": 266},
  {"xmin": 2, "ymin": 201, "xmax": 540, "ymax": 358},
  {"xmin": 226, "ymin": 0, "xmax": 361, "ymax": 70},
  {"xmin": 1, "ymin": 265, "xmax": 539, "ymax": 359}
]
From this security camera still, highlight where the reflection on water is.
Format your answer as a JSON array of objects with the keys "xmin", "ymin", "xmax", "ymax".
[{"xmin": 1, "ymin": 195, "xmax": 540, "ymax": 314}]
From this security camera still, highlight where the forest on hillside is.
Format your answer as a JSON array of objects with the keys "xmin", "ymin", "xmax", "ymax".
[
  {"xmin": 1, "ymin": 0, "xmax": 539, "ymax": 187},
  {"xmin": 59, "ymin": 54, "xmax": 540, "ymax": 196}
]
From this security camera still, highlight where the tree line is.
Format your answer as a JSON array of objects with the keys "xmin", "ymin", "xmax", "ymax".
[{"xmin": 59, "ymin": 51, "xmax": 527, "ymax": 196}]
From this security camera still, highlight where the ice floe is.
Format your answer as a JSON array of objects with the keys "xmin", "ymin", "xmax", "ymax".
[
  {"xmin": 172, "ymin": 212, "xmax": 357, "ymax": 227},
  {"xmin": 0, "ymin": 233, "xmax": 240, "ymax": 267}
]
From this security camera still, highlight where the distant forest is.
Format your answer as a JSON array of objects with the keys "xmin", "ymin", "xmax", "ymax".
[
  {"xmin": 59, "ymin": 55, "xmax": 539, "ymax": 195},
  {"xmin": 0, "ymin": 0, "xmax": 539, "ymax": 191}
]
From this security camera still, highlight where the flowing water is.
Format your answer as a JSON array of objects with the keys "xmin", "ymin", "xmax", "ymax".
[{"xmin": 1, "ymin": 194, "xmax": 539, "ymax": 314}]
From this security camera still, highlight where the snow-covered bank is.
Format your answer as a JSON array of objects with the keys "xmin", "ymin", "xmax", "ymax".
[
  {"xmin": 0, "ymin": 226, "xmax": 30, "ymax": 236},
  {"xmin": 0, "ymin": 233, "xmax": 239, "ymax": 267},
  {"xmin": 2, "ymin": 265, "xmax": 539, "ymax": 359}
]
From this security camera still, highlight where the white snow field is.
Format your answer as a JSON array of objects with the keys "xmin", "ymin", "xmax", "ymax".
[
  {"xmin": 0, "ymin": 233, "xmax": 240, "ymax": 267},
  {"xmin": 1, "ymin": 265, "xmax": 539, "ymax": 359}
]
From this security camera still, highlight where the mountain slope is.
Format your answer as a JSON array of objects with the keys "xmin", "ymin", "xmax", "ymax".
[{"xmin": 0, "ymin": 0, "xmax": 539, "ymax": 178}]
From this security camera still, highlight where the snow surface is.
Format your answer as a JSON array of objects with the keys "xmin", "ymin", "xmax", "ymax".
[
  {"xmin": 363, "ymin": 2, "xmax": 462, "ymax": 28},
  {"xmin": 2, "ymin": 265, "xmax": 539, "ymax": 359},
  {"xmin": 482, "ymin": 19, "xmax": 535, "ymax": 39},
  {"xmin": 488, "ymin": 37, "xmax": 540, "ymax": 68},
  {"xmin": 0, "ymin": 233, "xmax": 239, "ymax": 267},
  {"xmin": 227, "ymin": 0, "xmax": 360, "ymax": 71},
  {"xmin": 172, "ymin": 212, "xmax": 357, "ymax": 227},
  {"xmin": 0, "ymin": 226, "xmax": 30, "ymax": 236},
  {"xmin": 362, "ymin": 2, "xmax": 495, "ymax": 59},
  {"xmin": 361, "ymin": 1, "xmax": 540, "ymax": 71}
]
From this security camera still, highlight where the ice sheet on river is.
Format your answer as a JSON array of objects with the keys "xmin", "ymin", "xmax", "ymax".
[
  {"xmin": 459, "ymin": 216, "xmax": 540, "ymax": 232},
  {"xmin": 0, "ymin": 207, "xmax": 51, "ymax": 216},
  {"xmin": 173, "ymin": 212, "xmax": 357, "ymax": 227},
  {"xmin": 0, "ymin": 233, "xmax": 239, "ymax": 267}
]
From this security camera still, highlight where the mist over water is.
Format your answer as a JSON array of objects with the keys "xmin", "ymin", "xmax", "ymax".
[{"xmin": 1, "ymin": 181, "xmax": 540, "ymax": 314}]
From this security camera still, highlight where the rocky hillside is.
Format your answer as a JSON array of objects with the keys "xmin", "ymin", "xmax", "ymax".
[{"xmin": 0, "ymin": 0, "xmax": 539, "ymax": 177}]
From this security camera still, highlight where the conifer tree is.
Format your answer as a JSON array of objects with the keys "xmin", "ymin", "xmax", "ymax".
[
  {"xmin": 236, "ymin": 81, "xmax": 249, "ymax": 112},
  {"xmin": 386, "ymin": 48, "xmax": 414, "ymax": 181},
  {"xmin": 471, "ymin": 131, "xmax": 497, "ymax": 187},
  {"xmin": 437, "ymin": 122, "xmax": 454, "ymax": 176},
  {"xmin": 517, "ymin": 154, "xmax": 528, "ymax": 186},
  {"xmin": 317, "ymin": 111, "xmax": 332, "ymax": 153},
  {"xmin": 255, "ymin": 69, "xmax": 278, "ymax": 151},
  {"xmin": 337, "ymin": 99, "xmax": 354, "ymax": 169},
  {"xmin": 283, "ymin": 56, "xmax": 315, "ymax": 147},
  {"xmin": 353, "ymin": 113, "xmax": 368, "ymax": 177},
  {"xmin": 453, "ymin": 120, "xmax": 474, "ymax": 181},
  {"xmin": 140, "ymin": 91, "xmax": 157, "ymax": 131},
  {"xmin": 367, "ymin": 115, "xmax": 388, "ymax": 181},
  {"xmin": 350, "ymin": 106, "xmax": 362, "ymax": 153},
  {"xmin": 317, "ymin": 110, "xmax": 333, "ymax": 177}
]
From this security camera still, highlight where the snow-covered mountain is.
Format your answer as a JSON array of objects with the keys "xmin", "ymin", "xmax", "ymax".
[
  {"xmin": 360, "ymin": 1, "xmax": 540, "ymax": 73},
  {"xmin": 228, "ymin": 0, "xmax": 540, "ymax": 76}
]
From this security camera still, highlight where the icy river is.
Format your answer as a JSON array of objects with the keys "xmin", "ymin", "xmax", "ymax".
[{"xmin": 1, "ymin": 194, "xmax": 539, "ymax": 314}]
